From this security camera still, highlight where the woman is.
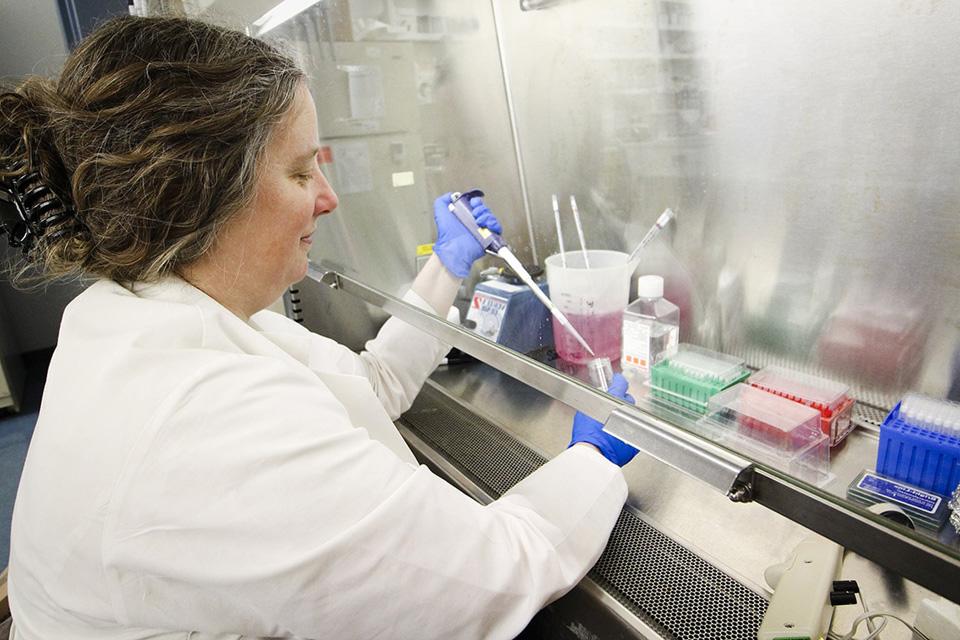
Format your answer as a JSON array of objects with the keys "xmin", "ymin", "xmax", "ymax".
[{"xmin": 0, "ymin": 15, "xmax": 638, "ymax": 640}]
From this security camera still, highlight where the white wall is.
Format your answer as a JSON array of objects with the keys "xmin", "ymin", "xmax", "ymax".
[{"xmin": 0, "ymin": 0, "xmax": 83, "ymax": 352}]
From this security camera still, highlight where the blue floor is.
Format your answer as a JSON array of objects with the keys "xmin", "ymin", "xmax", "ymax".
[{"xmin": 0, "ymin": 350, "xmax": 51, "ymax": 568}]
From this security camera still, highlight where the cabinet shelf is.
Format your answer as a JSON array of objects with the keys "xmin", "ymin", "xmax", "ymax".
[{"xmin": 307, "ymin": 262, "xmax": 960, "ymax": 603}]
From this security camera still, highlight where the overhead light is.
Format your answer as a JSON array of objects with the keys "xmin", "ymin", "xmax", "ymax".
[{"xmin": 253, "ymin": 0, "xmax": 321, "ymax": 35}]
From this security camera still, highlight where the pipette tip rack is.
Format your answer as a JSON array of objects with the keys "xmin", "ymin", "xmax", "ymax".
[
  {"xmin": 748, "ymin": 366, "xmax": 856, "ymax": 447},
  {"xmin": 877, "ymin": 395, "xmax": 960, "ymax": 496},
  {"xmin": 650, "ymin": 344, "xmax": 750, "ymax": 413}
]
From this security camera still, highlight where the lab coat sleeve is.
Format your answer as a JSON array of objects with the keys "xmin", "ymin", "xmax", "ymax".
[
  {"xmin": 255, "ymin": 288, "xmax": 451, "ymax": 419},
  {"xmin": 101, "ymin": 356, "xmax": 626, "ymax": 640},
  {"xmin": 255, "ymin": 290, "xmax": 459, "ymax": 420},
  {"xmin": 357, "ymin": 288, "xmax": 455, "ymax": 419},
  {"xmin": 301, "ymin": 288, "xmax": 453, "ymax": 420}
]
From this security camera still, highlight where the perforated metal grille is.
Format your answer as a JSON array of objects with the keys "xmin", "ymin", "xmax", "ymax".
[
  {"xmin": 853, "ymin": 403, "xmax": 888, "ymax": 429},
  {"xmin": 401, "ymin": 385, "xmax": 767, "ymax": 640},
  {"xmin": 400, "ymin": 401, "xmax": 541, "ymax": 496},
  {"xmin": 591, "ymin": 512, "xmax": 767, "ymax": 639}
]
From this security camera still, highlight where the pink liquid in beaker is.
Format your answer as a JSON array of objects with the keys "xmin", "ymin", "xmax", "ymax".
[{"xmin": 553, "ymin": 311, "xmax": 623, "ymax": 364}]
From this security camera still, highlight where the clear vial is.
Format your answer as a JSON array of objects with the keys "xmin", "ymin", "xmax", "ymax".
[
  {"xmin": 587, "ymin": 357, "xmax": 614, "ymax": 391},
  {"xmin": 621, "ymin": 275, "xmax": 680, "ymax": 380}
]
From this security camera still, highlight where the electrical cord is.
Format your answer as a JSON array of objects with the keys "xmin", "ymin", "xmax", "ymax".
[
  {"xmin": 827, "ymin": 594, "xmax": 932, "ymax": 640},
  {"xmin": 860, "ymin": 593, "xmax": 877, "ymax": 638}
]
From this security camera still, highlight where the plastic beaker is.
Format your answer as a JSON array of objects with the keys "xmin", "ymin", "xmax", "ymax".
[{"xmin": 545, "ymin": 250, "xmax": 633, "ymax": 364}]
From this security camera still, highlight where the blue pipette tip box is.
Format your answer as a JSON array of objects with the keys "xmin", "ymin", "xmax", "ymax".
[{"xmin": 876, "ymin": 401, "xmax": 960, "ymax": 496}]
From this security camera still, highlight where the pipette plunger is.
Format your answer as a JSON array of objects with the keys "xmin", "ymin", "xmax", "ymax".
[{"xmin": 449, "ymin": 190, "xmax": 596, "ymax": 358}]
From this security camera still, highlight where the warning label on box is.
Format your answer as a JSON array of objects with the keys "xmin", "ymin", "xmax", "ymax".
[
  {"xmin": 856, "ymin": 472, "xmax": 942, "ymax": 514},
  {"xmin": 466, "ymin": 291, "xmax": 509, "ymax": 341}
]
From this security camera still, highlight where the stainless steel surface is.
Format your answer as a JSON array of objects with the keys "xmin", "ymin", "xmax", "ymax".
[
  {"xmin": 400, "ymin": 383, "xmax": 766, "ymax": 639},
  {"xmin": 405, "ymin": 401, "xmax": 665, "ymax": 639},
  {"xmin": 396, "ymin": 422, "xmax": 495, "ymax": 506},
  {"xmin": 304, "ymin": 267, "xmax": 960, "ymax": 602},
  {"xmin": 425, "ymin": 363, "xmax": 945, "ymax": 638},
  {"xmin": 313, "ymin": 261, "xmax": 753, "ymax": 501},
  {"xmin": 603, "ymin": 406, "xmax": 754, "ymax": 499},
  {"xmin": 752, "ymin": 465, "xmax": 960, "ymax": 603},
  {"xmin": 573, "ymin": 581, "xmax": 668, "ymax": 640},
  {"xmin": 306, "ymin": 262, "xmax": 617, "ymax": 421}
]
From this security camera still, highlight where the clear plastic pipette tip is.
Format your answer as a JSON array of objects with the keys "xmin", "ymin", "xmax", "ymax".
[
  {"xmin": 496, "ymin": 246, "xmax": 595, "ymax": 357},
  {"xmin": 901, "ymin": 393, "xmax": 960, "ymax": 438}
]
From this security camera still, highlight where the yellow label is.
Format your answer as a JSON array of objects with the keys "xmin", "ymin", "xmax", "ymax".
[{"xmin": 416, "ymin": 243, "xmax": 434, "ymax": 257}]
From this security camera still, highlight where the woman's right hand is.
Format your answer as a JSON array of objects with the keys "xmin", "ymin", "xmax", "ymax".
[
  {"xmin": 431, "ymin": 192, "xmax": 502, "ymax": 279},
  {"xmin": 568, "ymin": 374, "xmax": 639, "ymax": 466}
]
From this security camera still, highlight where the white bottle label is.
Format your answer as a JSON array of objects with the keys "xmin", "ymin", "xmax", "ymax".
[{"xmin": 622, "ymin": 320, "xmax": 653, "ymax": 373}]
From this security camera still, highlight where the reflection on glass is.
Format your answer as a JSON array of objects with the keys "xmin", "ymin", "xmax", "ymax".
[
  {"xmin": 816, "ymin": 283, "xmax": 930, "ymax": 392},
  {"xmin": 198, "ymin": 0, "xmax": 960, "ymax": 549}
]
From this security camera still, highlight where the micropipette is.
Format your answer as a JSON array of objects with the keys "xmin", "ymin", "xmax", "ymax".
[
  {"xmin": 449, "ymin": 190, "xmax": 595, "ymax": 357},
  {"xmin": 551, "ymin": 194, "xmax": 566, "ymax": 267},
  {"xmin": 628, "ymin": 208, "xmax": 675, "ymax": 264},
  {"xmin": 568, "ymin": 195, "xmax": 591, "ymax": 268}
]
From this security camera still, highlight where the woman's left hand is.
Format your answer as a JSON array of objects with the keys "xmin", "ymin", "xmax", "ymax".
[{"xmin": 431, "ymin": 192, "xmax": 503, "ymax": 279}]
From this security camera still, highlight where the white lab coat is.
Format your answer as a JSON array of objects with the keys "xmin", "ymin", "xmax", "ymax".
[{"xmin": 8, "ymin": 277, "xmax": 627, "ymax": 640}]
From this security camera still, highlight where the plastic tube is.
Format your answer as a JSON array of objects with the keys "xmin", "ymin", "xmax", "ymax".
[
  {"xmin": 569, "ymin": 195, "xmax": 590, "ymax": 268},
  {"xmin": 552, "ymin": 194, "xmax": 566, "ymax": 267}
]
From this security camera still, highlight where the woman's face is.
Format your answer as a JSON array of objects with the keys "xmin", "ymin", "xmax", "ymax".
[
  {"xmin": 208, "ymin": 83, "xmax": 338, "ymax": 312},
  {"xmin": 252, "ymin": 83, "xmax": 338, "ymax": 286}
]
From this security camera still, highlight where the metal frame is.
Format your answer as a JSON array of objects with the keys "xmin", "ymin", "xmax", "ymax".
[
  {"xmin": 307, "ymin": 263, "xmax": 960, "ymax": 603},
  {"xmin": 604, "ymin": 407, "xmax": 755, "ymax": 501},
  {"xmin": 490, "ymin": 0, "xmax": 540, "ymax": 264}
]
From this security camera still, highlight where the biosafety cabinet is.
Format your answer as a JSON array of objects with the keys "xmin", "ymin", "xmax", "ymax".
[{"xmin": 198, "ymin": 1, "xmax": 960, "ymax": 637}]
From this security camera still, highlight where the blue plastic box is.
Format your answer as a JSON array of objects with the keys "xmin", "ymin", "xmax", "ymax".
[{"xmin": 876, "ymin": 401, "xmax": 960, "ymax": 496}]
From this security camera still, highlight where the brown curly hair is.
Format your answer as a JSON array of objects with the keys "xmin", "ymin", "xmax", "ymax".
[{"xmin": 0, "ymin": 15, "xmax": 305, "ymax": 284}]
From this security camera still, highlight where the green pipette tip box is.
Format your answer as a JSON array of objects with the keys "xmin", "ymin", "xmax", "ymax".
[{"xmin": 650, "ymin": 344, "xmax": 750, "ymax": 413}]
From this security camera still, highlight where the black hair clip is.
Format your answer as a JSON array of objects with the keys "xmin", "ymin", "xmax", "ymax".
[{"xmin": 0, "ymin": 159, "xmax": 77, "ymax": 254}]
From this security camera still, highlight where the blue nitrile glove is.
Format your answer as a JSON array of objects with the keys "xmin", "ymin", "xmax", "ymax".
[
  {"xmin": 568, "ymin": 374, "xmax": 639, "ymax": 467},
  {"xmin": 432, "ymin": 192, "xmax": 503, "ymax": 278}
]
